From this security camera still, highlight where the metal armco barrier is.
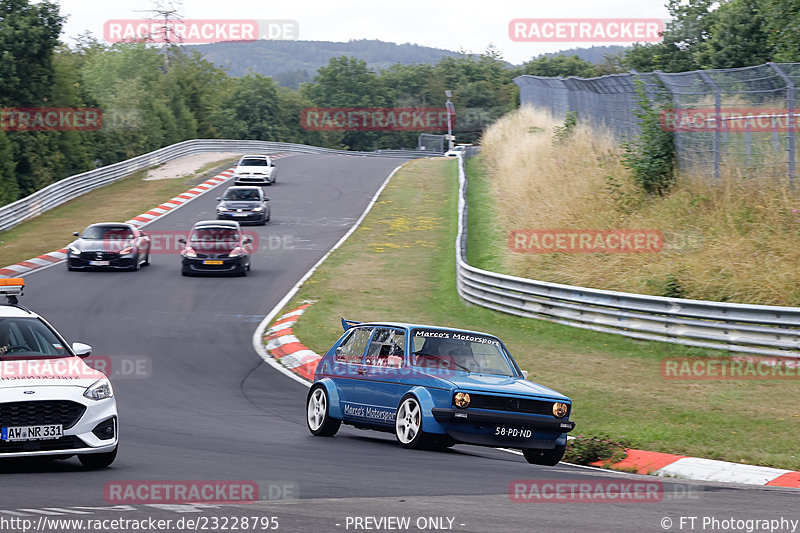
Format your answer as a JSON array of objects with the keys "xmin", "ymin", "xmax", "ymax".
[
  {"xmin": 0, "ymin": 140, "xmax": 431, "ymax": 233},
  {"xmin": 454, "ymin": 155, "xmax": 800, "ymax": 358}
]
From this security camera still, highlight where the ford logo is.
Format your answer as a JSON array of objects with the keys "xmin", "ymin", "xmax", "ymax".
[{"xmin": 23, "ymin": 390, "xmax": 35, "ymax": 395}]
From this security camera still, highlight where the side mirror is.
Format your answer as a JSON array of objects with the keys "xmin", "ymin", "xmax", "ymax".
[
  {"xmin": 177, "ymin": 238, "xmax": 186, "ymax": 244},
  {"xmin": 73, "ymin": 232, "xmax": 80, "ymax": 237},
  {"xmin": 264, "ymin": 197, "xmax": 270, "ymax": 202},
  {"xmin": 72, "ymin": 342, "xmax": 92, "ymax": 357},
  {"xmin": 270, "ymin": 162, "xmax": 275, "ymax": 167},
  {"xmin": 215, "ymin": 197, "xmax": 221, "ymax": 201},
  {"xmin": 243, "ymin": 237, "xmax": 253, "ymax": 245},
  {"xmin": 521, "ymin": 370, "xmax": 529, "ymax": 380}
]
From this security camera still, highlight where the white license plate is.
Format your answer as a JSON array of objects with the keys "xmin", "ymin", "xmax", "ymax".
[
  {"xmin": 494, "ymin": 426, "xmax": 532, "ymax": 438},
  {"xmin": 89, "ymin": 260, "xmax": 110, "ymax": 266},
  {"xmin": 233, "ymin": 213, "xmax": 248, "ymax": 217},
  {"xmin": 2, "ymin": 424, "xmax": 63, "ymax": 441}
]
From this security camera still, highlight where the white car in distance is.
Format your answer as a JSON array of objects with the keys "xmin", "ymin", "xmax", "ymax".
[{"xmin": 233, "ymin": 154, "xmax": 277, "ymax": 186}]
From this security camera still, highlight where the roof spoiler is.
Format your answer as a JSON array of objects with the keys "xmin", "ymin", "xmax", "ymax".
[
  {"xmin": 341, "ymin": 318, "xmax": 361, "ymax": 331},
  {"xmin": 0, "ymin": 278, "xmax": 25, "ymax": 305}
]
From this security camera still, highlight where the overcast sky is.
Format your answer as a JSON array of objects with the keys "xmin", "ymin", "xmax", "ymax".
[{"xmin": 58, "ymin": 0, "xmax": 670, "ymax": 65}]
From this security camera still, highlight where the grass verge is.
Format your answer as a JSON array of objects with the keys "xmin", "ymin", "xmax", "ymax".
[
  {"xmin": 280, "ymin": 157, "xmax": 800, "ymax": 470},
  {"xmin": 0, "ymin": 156, "xmax": 237, "ymax": 267}
]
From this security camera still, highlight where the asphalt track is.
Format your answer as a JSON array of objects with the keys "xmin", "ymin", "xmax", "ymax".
[{"xmin": 1, "ymin": 153, "xmax": 797, "ymax": 532}]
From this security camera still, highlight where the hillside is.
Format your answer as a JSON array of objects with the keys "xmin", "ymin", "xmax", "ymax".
[{"xmin": 184, "ymin": 39, "xmax": 464, "ymax": 88}]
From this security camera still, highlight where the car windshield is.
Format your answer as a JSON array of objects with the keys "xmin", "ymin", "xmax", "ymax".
[
  {"xmin": 0, "ymin": 317, "xmax": 68, "ymax": 358},
  {"xmin": 224, "ymin": 189, "xmax": 260, "ymax": 201},
  {"xmin": 82, "ymin": 226, "xmax": 131, "ymax": 240},
  {"xmin": 190, "ymin": 228, "xmax": 239, "ymax": 242},
  {"xmin": 410, "ymin": 329, "xmax": 517, "ymax": 376},
  {"xmin": 240, "ymin": 158, "xmax": 268, "ymax": 166}
]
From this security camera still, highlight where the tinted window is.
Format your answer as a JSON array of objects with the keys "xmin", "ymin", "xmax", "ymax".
[
  {"xmin": 82, "ymin": 225, "xmax": 132, "ymax": 240},
  {"xmin": 224, "ymin": 189, "xmax": 260, "ymax": 201},
  {"xmin": 365, "ymin": 328, "xmax": 405, "ymax": 368},
  {"xmin": 410, "ymin": 329, "xmax": 516, "ymax": 376},
  {"xmin": 0, "ymin": 318, "xmax": 67, "ymax": 357},
  {"xmin": 240, "ymin": 158, "xmax": 269, "ymax": 166},
  {"xmin": 334, "ymin": 327, "xmax": 373, "ymax": 364}
]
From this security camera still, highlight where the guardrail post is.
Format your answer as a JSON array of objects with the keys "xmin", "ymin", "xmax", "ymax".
[{"xmin": 769, "ymin": 62, "xmax": 795, "ymax": 186}]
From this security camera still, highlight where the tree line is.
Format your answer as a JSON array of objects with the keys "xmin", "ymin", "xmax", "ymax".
[{"xmin": 3, "ymin": 0, "xmax": 800, "ymax": 206}]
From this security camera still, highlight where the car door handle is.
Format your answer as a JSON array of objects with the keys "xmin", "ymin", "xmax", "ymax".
[{"xmin": 357, "ymin": 368, "xmax": 367, "ymax": 375}]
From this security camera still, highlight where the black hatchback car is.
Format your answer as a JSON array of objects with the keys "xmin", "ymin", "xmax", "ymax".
[
  {"xmin": 178, "ymin": 220, "xmax": 252, "ymax": 276},
  {"xmin": 66, "ymin": 222, "xmax": 151, "ymax": 271},
  {"xmin": 215, "ymin": 186, "xmax": 270, "ymax": 225}
]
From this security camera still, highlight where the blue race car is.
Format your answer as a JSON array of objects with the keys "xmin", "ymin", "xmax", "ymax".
[{"xmin": 305, "ymin": 320, "xmax": 575, "ymax": 466}]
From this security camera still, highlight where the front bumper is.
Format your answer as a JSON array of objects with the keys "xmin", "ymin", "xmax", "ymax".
[
  {"xmin": 0, "ymin": 387, "xmax": 118, "ymax": 458},
  {"xmin": 431, "ymin": 407, "xmax": 574, "ymax": 448},
  {"xmin": 234, "ymin": 174, "xmax": 272, "ymax": 185},
  {"xmin": 182, "ymin": 256, "xmax": 247, "ymax": 274},
  {"xmin": 67, "ymin": 253, "xmax": 137, "ymax": 269},
  {"xmin": 217, "ymin": 211, "xmax": 266, "ymax": 223}
]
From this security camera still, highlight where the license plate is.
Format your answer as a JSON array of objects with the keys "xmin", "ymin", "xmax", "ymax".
[
  {"xmin": 2, "ymin": 424, "xmax": 63, "ymax": 441},
  {"xmin": 203, "ymin": 260, "xmax": 224, "ymax": 265},
  {"xmin": 494, "ymin": 426, "xmax": 532, "ymax": 438},
  {"xmin": 233, "ymin": 213, "xmax": 248, "ymax": 217},
  {"xmin": 89, "ymin": 260, "xmax": 109, "ymax": 266}
]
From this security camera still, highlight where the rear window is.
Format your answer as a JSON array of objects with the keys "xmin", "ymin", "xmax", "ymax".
[{"xmin": 240, "ymin": 158, "xmax": 269, "ymax": 166}]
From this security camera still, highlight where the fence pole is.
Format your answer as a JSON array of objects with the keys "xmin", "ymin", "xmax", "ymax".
[
  {"xmin": 699, "ymin": 71, "xmax": 721, "ymax": 180},
  {"xmin": 769, "ymin": 63, "xmax": 795, "ymax": 186}
]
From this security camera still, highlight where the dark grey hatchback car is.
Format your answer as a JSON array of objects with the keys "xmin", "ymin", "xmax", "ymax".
[{"xmin": 215, "ymin": 186, "xmax": 270, "ymax": 225}]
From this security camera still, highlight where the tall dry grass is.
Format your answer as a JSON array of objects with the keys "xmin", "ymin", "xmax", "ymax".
[{"xmin": 480, "ymin": 106, "xmax": 800, "ymax": 305}]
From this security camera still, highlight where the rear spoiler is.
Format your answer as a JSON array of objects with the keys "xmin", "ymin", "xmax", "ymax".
[
  {"xmin": 0, "ymin": 278, "xmax": 25, "ymax": 305},
  {"xmin": 341, "ymin": 318, "xmax": 361, "ymax": 331}
]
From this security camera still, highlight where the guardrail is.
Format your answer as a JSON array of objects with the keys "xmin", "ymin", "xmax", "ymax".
[
  {"xmin": 0, "ymin": 140, "xmax": 431, "ymax": 233},
  {"xmin": 454, "ymin": 155, "xmax": 800, "ymax": 358}
]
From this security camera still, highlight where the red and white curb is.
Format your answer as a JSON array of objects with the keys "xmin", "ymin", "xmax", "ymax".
[
  {"xmin": 591, "ymin": 449, "xmax": 800, "ymax": 488},
  {"xmin": 0, "ymin": 153, "xmax": 292, "ymax": 278},
  {"xmin": 263, "ymin": 303, "xmax": 322, "ymax": 381}
]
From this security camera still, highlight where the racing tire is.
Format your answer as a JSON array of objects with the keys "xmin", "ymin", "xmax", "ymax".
[
  {"xmin": 306, "ymin": 385, "xmax": 341, "ymax": 437},
  {"xmin": 522, "ymin": 444, "xmax": 566, "ymax": 466},
  {"xmin": 78, "ymin": 446, "xmax": 117, "ymax": 469},
  {"xmin": 395, "ymin": 395, "xmax": 435, "ymax": 450}
]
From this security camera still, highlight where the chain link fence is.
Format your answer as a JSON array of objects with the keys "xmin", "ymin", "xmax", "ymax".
[{"xmin": 515, "ymin": 62, "xmax": 800, "ymax": 183}]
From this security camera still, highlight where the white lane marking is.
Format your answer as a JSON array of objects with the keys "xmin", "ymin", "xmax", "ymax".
[
  {"xmin": 41, "ymin": 508, "xmax": 93, "ymax": 514},
  {"xmin": 73, "ymin": 505, "xmax": 138, "ymax": 512},
  {"xmin": 0, "ymin": 510, "xmax": 35, "ymax": 516},
  {"xmin": 144, "ymin": 504, "xmax": 212, "ymax": 513},
  {"xmin": 251, "ymin": 163, "xmax": 406, "ymax": 389},
  {"xmin": 18, "ymin": 508, "xmax": 67, "ymax": 515}
]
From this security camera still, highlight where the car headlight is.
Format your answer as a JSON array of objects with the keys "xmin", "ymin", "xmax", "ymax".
[
  {"xmin": 119, "ymin": 246, "xmax": 134, "ymax": 255},
  {"xmin": 454, "ymin": 392, "xmax": 471, "ymax": 408},
  {"xmin": 181, "ymin": 247, "xmax": 197, "ymax": 258},
  {"xmin": 229, "ymin": 246, "xmax": 244, "ymax": 258},
  {"xmin": 68, "ymin": 245, "xmax": 81, "ymax": 255},
  {"xmin": 552, "ymin": 402, "xmax": 568, "ymax": 418},
  {"xmin": 216, "ymin": 205, "xmax": 227, "ymax": 211},
  {"xmin": 253, "ymin": 207, "xmax": 263, "ymax": 212},
  {"xmin": 84, "ymin": 378, "xmax": 114, "ymax": 401}
]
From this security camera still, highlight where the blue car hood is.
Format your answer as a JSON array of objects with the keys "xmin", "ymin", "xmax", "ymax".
[{"xmin": 441, "ymin": 373, "xmax": 569, "ymax": 401}]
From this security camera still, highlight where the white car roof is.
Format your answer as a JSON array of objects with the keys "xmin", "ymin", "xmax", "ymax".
[
  {"xmin": 239, "ymin": 154, "xmax": 271, "ymax": 160},
  {"xmin": 0, "ymin": 305, "xmax": 40, "ymax": 319}
]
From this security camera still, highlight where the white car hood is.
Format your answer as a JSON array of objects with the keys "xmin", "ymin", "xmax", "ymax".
[{"xmin": 0, "ymin": 357, "xmax": 104, "ymax": 391}]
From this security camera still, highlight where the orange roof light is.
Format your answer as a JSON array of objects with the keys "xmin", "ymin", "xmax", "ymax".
[{"xmin": 0, "ymin": 278, "xmax": 25, "ymax": 288}]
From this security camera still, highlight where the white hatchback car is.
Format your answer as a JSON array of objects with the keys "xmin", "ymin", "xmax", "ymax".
[
  {"xmin": 233, "ymin": 154, "xmax": 277, "ymax": 186},
  {"xmin": 0, "ymin": 279, "xmax": 118, "ymax": 468}
]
